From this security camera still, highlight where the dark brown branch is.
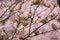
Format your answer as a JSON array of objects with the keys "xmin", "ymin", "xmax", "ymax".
[
  {"xmin": 30, "ymin": 27, "xmax": 60, "ymax": 37},
  {"xmin": 23, "ymin": 6, "xmax": 56, "ymax": 39},
  {"xmin": 0, "ymin": 10, "xmax": 15, "ymax": 22},
  {"xmin": 0, "ymin": 0, "xmax": 21, "ymax": 18},
  {"xmin": 10, "ymin": 15, "xmax": 21, "ymax": 40},
  {"xmin": 29, "ymin": 5, "xmax": 40, "ymax": 35},
  {"xmin": 0, "ymin": 0, "xmax": 22, "ymax": 24},
  {"xmin": 23, "ymin": 12, "xmax": 60, "ymax": 40},
  {"xmin": 10, "ymin": 1, "xmax": 25, "ymax": 40}
]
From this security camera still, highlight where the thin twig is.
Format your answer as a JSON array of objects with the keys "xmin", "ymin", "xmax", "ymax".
[
  {"xmin": 23, "ymin": 5, "xmax": 56, "ymax": 39},
  {"xmin": 23, "ymin": 12, "xmax": 60, "ymax": 40},
  {"xmin": 0, "ymin": 0, "xmax": 21, "ymax": 22},
  {"xmin": 10, "ymin": 0, "xmax": 25, "ymax": 40},
  {"xmin": 0, "ymin": 0, "xmax": 21, "ymax": 18},
  {"xmin": 30, "ymin": 27, "xmax": 60, "ymax": 37},
  {"xmin": 29, "ymin": 5, "xmax": 40, "ymax": 35}
]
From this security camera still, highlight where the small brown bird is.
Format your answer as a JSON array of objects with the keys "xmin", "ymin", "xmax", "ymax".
[
  {"xmin": 28, "ymin": 11, "xmax": 33, "ymax": 18},
  {"xmin": 40, "ymin": 18, "xmax": 47, "ymax": 24},
  {"xmin": 49, "ymin": 13, "xmax": 55, "ymax": 18},
  {"xmin": 51, "ymin": 23, "xmax": 57, "ymax": 30},
  {"xmin": 19, "ymin": 35, "xmax": 24, "ymax": 40},
  {"xmin": 33, "ymin": 0, "xmax": 41, "ymax": 5},
  {"xmin": 22, "ymin": 20, "xmax": 29, "ymax": 26},
  {"xmin": 34, "ymin": 30, "xmax": 39, "ymax": 35}
]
